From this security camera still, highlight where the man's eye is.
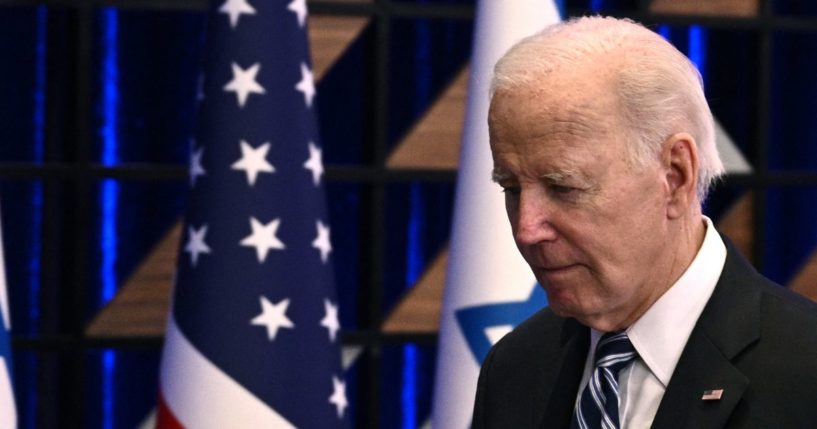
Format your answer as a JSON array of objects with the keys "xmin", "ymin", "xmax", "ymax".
[
  {"xmin": 551, "ymin": 185, "xmax": 577, "ymax": 196},
  {"xmin": 501, "ymin": 186, "xmax": 521, "ymax": 196}
]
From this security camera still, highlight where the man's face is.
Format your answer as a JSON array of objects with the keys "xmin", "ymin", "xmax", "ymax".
[{"xmin": 488, "ymin": 75, "xmax": 674, "ymax": 330}]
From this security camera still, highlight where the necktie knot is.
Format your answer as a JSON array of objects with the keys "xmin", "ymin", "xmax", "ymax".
[{"xmin": 594, "ymin": 331, "xmax": 636, "ymax": 373}]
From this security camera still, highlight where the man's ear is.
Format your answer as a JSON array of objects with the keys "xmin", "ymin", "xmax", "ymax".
[{"xmin": 661, "ymin": 132, "xmax": 699, "ymax": 219}]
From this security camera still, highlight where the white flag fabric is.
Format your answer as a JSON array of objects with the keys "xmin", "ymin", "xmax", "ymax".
[
  {"xmin": 431, "ymin": 2, "xmax": 561, "ymax": 428},
  {"xmin": 0, "ymin": 204, "xmax": 17, "ymax": 429}
]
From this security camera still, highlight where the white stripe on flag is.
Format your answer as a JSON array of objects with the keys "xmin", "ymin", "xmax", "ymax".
[
  {"xmin": 159, "ymin": 315, "xmax": 295, "ymax": 428},
  {"xmin": 431, "ymin": 1, "xmax": 561, "ymax": 428}
]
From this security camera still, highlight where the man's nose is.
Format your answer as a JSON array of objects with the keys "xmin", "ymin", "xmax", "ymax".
[{"xmin": 514, "ymin": 192, "xmax": 558, "ymax": 245}]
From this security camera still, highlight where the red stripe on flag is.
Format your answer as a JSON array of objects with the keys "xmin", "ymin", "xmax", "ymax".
[{"xmin": 156, "ymin": 392, "xmax": 185, "ymax": 429}]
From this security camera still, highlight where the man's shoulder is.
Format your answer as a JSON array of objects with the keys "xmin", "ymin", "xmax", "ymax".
[
  {"xmin": 757, "ymin": 278, "xmax": 817, "ymax": 344},
  {"xmin": 735, "ymin": 280, "xmax": 817, "ymax": 423},
  {"xmin": 718, "ymin": 241, "xmax": 817, "ymax": 329},
  {"xmin": 498, "ymin": 307, "xmax": 561, "ymax": 342},
  {"xmin": 489, "ymin": 307, "xmax": 576, "ymax": 362},
  {"xmin": 724, "ymin": 246, "xmax": 817, "ymax": 336},
  {"xmin": 474, "ymin": 307, "xmax": 582, "ymax": 428},
  {"xmin": 760, "ymin": 275, "xmax": 817, "ymax": 315}
]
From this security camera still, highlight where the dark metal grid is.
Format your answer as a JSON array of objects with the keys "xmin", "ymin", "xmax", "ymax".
[
  {"xmin": 752, "ymin": 0, "xmax": 773, "ymax": 270},
  {"xmin": 0, "ymin": 0, "xmax": 814, "ymax": 427},
  {"xmin": 6, "ymin": 166, "xmax": 817, "ymax": 185}
]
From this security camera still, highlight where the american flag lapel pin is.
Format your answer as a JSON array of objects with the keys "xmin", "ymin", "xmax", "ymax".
[{"xmin": 701, "ymin": 389, "xmax": 724, "ymax": 401}]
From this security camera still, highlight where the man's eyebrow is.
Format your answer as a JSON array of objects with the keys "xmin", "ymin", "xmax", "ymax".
[
  {"xmin": 539, "ymin": 170, "xmax": 579, "ymax": 182},
  {"xmin": 492, "ymin": 168, "xmax": 587, "ymax": 184},
  {"xmin": 491, "ymin": 168, "xmax": 512, "ymax": 183},
  {"xmin": 546, "ymin": 163, "xmax": 599, "ymax": 181}
]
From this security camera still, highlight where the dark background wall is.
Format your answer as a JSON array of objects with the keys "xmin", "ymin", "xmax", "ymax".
[{"xmin": 1, "ymin": 0, "xmax": 817, "ymax": 427}]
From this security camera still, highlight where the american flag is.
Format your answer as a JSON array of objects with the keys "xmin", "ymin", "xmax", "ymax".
[
  {"xmin": 701, "ymin": 389, "xmax": 724, "ymax": 401},
  {"xmin": 156, "ymin": 0, "xmax": 348, "ymax": 427}
]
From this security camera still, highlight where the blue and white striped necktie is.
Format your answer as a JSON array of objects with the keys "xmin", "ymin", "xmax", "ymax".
[{"xmin": 571, "ymin": 331, "xmax": 637, "ymax": 429}]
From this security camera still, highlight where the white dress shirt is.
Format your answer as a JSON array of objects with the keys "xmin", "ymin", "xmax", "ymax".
[{"xmin": 574, "ymin": 216, "xmax": 727, "ymax": 428}]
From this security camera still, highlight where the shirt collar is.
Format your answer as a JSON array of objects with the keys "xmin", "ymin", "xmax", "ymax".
[{"xmin": 596, "ymin": 216, "xmax": 727, "ymax": 387}]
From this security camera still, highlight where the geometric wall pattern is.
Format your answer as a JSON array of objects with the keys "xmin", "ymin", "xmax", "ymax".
[{"xmin": 88, "ymin": 0, "xmax": 817, "ymax": 338}]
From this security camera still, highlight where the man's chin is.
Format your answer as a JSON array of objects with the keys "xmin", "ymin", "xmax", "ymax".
[
  {"xmin": 542, "ymin": 289, "xmax": 598, "ymax": 324},
  {"xmin": 543, "ymin": 292, "xmax": 579, "ymax": 318}
]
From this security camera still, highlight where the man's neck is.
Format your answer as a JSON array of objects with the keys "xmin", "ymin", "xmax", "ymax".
[{"xmin": 585, "ymin": 213, "xmax": 706, "ymax": 332}]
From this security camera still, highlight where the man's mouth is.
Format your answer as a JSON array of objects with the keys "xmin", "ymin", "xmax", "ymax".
[
  {"xmin": 535, "ymin": 264, "xmax": 581, "ymax": 282},
  {"xmin": 540, "ymin": 264, "xmax": 578, "ymax": 272}
]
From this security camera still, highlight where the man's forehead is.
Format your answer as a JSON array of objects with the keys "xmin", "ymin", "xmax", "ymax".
[{"xmin": 490, "ymin": 84, "xmax": 618, "ymax": 139}]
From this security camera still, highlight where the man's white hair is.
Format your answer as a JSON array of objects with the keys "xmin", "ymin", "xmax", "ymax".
[{"xmin": 491, "ymin": 16, "xmax": 724, "ymax": 201}]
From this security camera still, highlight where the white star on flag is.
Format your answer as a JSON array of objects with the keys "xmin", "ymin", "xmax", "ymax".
[
  {"xmin": 250, "ymin": 296, "xmax": 294, "ymax": 340},
  {"xmin": 287, "ymin": 0, "xmax": 308, "ymax": 28},
  {"xmin": 320, "ymin": 299, "xmax": 340, "ymax": 342},
  {"xmin": 303, "ymin": 142, "xmax": 324, "ymax": 186},
  {"xmin": 189, "ymin": 143, "xmax": 206, "ymax": 187},
  {"xmin": 328, "ymin": 376, "xmax": 348, "ymax": 418},
  {"xmin": 231, "ymin": 140, "xmax": 275, "ymax": 186},
  {"xmin": 232, "ymin": 140, "xmax": 275, "ymax": 186},
  {"xmin": 295, "ymin": 62, "xmax": 315, "ymax": 108},
  {"xmin": 219, "ymin": 0, "xmax": 256, "ymax": 29},
  {"xmin": 224, "ymin": 62, "xmax": 265, "ymax": 108},
  {"xmin": 240, "ymin": 217, "xmax": 285, "ymax": 263},
  {"xmin": 312, "ymin": 220, "xmax": 332, "ymax": 263},
  {"xmin": 185, "ymin": 224, "xmax": 212, "ymax": 266}
]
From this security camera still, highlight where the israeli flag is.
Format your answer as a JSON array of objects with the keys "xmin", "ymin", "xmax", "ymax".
[{"xmin": 431, "ymin": 1, "xmax": 561, "ymax": 428}]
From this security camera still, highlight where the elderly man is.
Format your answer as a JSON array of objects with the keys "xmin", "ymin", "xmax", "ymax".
[{"xmin": 472, "ymin": 16, "xmax": 817, "ymax": 429}]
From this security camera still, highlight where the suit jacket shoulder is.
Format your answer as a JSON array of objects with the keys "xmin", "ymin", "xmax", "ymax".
[{"xmin": 472, "ymin": 308, "xmax": 588, "ymax": 429}]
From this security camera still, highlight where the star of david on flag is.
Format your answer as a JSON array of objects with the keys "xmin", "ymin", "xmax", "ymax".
[
  {"xmin": 155, "ymin": 0, "xmax": 348, "ymax": 427},
  {"xmin": 456, "ymin": 285, "xmax": 547, "ymax": 364}
]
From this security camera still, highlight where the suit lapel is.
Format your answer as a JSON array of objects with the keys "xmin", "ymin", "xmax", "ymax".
[
  {"xmin": 652, "ymin": 241, "xmax": 762, "ymax": 428},
  {"xmin": 538, "ymin": 319, "xmax": 589, "ymax": 429},
  {"xmin": 650, "ymin": 329, "xmax": 750, "ymax": 428}
]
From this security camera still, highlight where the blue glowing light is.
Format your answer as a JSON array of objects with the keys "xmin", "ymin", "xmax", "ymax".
[
  {"xmin": 26, "ymin": 8, "xmax": 49, "ymax": 428},
  {"xmin": 31, "ymin": 5, "xmax": 47, "ymax": 328},
  {"xmin": 100, "ymin": 8, "xmax": 120, "ymax": 429},
  {"xmin": 402, "ymin": 344, "xmax": 418, "ymax": 428},
  {"xmin": 402, "ymin": 184, "xmax": 423, "ymax": 429},
  {"xmin": 658, "ymin": 25, "xmax": 672, "ymax": 41},
  {"xmin": 590, "ymin": 0, "xmax": 604, "ymax": 13},
  {"xmin": 687, "ymin": 25, "xmax": 708, "ymax": 80},
  {"xmin": 101, "ymin": 8, "xmax": 119, "ymax": 168},
  {"xmin": 102, "ymin": 350, "xmax": 116, "ymax": 429},
  {"xmin": 100, "ymin": 179, "xmax": 118, "ymax": 306}
]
